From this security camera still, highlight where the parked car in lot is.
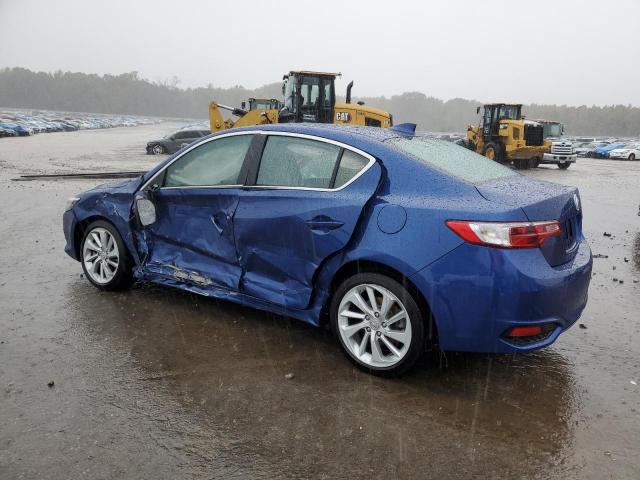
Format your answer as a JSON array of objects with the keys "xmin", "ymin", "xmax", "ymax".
[
  {"xmin": 0, "ymin": 126, "xmax": 17, "ymax": 137},
  {"xmin": 590, "ymin": 142, "xmax": 626, "ymax": 158},
  {"xmin": 146, "ymin": 128, "xmax": 210, "ymax": 154},
  {"xmin": 608, "ymin": 143, "xmax": 640, "ymax": 161},
  {"xmin": 63, "ymin": 124, "xmax": 592, "ymax": 375},
  {"xmin": 0, "ymin": 122, "xmax": 30, "ymax": 136},
  {"xmin": 574, "ymin": 142, "xmax": 603, "ymax": 157}
]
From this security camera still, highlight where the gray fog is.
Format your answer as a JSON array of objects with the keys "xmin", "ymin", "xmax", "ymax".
[{"xmin": 1, "ymin": 0, "xmax": 638, "ymax": 106}]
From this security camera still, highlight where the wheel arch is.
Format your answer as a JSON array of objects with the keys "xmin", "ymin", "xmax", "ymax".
[
  {"xmin": 324, "ymin": 259, "xmax": 438, "ymax": 344},
  {"xmin": 74, "ymin": 215, "xmax": 127, "ymax": 259}
]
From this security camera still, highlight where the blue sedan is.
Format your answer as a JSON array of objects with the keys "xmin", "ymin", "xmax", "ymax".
[{"xmin": 63, "ymin": 124, "xmax": 592, "ymax": 375}]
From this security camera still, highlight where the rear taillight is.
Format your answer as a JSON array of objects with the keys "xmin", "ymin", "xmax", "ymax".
[{"xmin": 446, "ymin": 220, "xmax": 562, "ymax": 249}]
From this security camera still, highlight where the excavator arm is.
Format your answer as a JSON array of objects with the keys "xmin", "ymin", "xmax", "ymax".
[{"xmin": 209, "ymin": 101, "xmax": 279, "ymax": 133}]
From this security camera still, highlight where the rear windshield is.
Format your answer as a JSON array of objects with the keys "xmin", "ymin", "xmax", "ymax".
[{"xmin": 387, "ymin": 136, "xmax": 516, "ymax": 184}]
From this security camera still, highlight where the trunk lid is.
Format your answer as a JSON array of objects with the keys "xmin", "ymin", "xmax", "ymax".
[{"xmin": 475, "ymin": 175, "xmax": 582, "ymax": 267}]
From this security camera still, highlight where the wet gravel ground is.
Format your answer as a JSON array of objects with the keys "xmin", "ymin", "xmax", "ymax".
[{"xmin": 0, "ymin": 125, "xmax": 639, "ymax": 479}]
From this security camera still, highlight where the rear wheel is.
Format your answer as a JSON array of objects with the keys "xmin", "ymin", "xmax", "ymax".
[
  {"xmin": 330, "ymin": 273, "xmax": 425, "ymax": 377},
  {"xmin": 529, "ymin": 157, "xmax": 541, "ymax": 169},
  {"xmin": 557, "ymin": 162, "xmax": 570, "ymax": 170},
  {"xmin": 629, "ymin": 153, "xmax": 636, "ymax": 161},
  {"xmin": 80, "ymin": 220, "xmax": 133, "ymax": 291}
]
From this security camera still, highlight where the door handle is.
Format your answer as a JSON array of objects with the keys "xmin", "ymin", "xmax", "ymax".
[
  {"xmin": 305, "ymin": 217, "xmax": 344, "ymax": 232},
  {"xmin": 211, "ymin": 213, "xmax": 227, "ymax": 235}
]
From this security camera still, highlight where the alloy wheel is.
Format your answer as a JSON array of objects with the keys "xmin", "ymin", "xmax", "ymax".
[
  {"xmin": 82, "ymin": 227, "xmax": 120, "ymax": 284},
  {"xmin": 152, "ymin": 144, "xmax": 164, "ymax": 155},
  {"xmin": 337, "ymin": 283, "xmax": 412, "ymax": 368}
]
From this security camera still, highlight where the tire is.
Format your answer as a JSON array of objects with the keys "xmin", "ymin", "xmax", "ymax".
[
  {"xmin": 482, "ymin": 142, "xmax": 502, "ymax": 162},
  {"xmin": 330, "ymin": 273, "xmax": 425, "ymax": 377},
  {"xmin": 629, "ymin": 153, "xmax": 636, "ymax": 161},
  {"xmin": 80, "ymin": 220, "xmax": 134, "ymax": 291},
  {"xmin": 528, "ymin": 157, "xmax": 540, "ymax": 169},
  {"xmin": 151, "ymin": 144, "xmax": 165, "ymax": 155},
  {"xmin": 514, "ymin": 159, "xmax": 529, "ymax": 170},
  {"xmin": 557, "ymin": 162, "xmax": 570, "ymax": 170}
]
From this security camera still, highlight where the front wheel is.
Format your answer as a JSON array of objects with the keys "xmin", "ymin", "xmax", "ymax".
[
  {"xmin": 482, "ymin": 142, "xmax": 502, "ymax": 162},
  {"xmin": 151, "ymin": 144, "xmax": 165, "ymax": 155},
  {"xmin": 557, "ymin": 162, "xmax": 570, "ymax": 170},
  {"xmin": 629, "ymin": 153, "xmax": 636, "ymax": 161},
  {"xmin": 330, "ymin": 273, "xmax": 425, "ymax": 377},
  {"xmin": 80, "ymin": 220, "xmax": 133, "ymax": 291}
]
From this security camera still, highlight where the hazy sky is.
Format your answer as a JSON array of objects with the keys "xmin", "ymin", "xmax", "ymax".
[{"xmin": 1, "ymin": 0, "xmax": 639, "ymax": 106}]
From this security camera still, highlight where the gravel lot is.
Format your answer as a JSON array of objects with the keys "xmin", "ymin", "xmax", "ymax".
[{"xmin": 0, "ymin": 124, "xmax": 638, "ymax": 479}]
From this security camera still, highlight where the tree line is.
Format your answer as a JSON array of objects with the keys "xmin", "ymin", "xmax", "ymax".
[{"xmin": 1, "ymin": 67, "xmax": 638, "ymax": 137}]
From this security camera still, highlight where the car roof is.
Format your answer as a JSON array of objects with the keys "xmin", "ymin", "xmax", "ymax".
[{"xmin": 229, "ymin": 123, "xmax": 403, "ymax": 146}]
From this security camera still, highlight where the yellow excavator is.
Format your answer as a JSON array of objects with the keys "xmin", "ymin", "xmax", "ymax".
[
  {"xmin": 466, "ymin": 103, "xmax": 550, "ymax": 169},
  {"xmin": 209, "ymin": 71, "xmax": 393, "ymax": 132}
]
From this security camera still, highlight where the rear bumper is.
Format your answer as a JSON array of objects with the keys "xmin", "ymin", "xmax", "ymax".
[
  {"xmin": 410, "ymin": 239, "xmax": 592, "ymax": 354},
  {"xmin": 542, "ymin": 153, "xmax": 577, "ymax": 164}
]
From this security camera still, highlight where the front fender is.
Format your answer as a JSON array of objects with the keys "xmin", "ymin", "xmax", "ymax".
[{"xmin": 72, "ymin": 192, "xmax": 139, "ymax": 265}]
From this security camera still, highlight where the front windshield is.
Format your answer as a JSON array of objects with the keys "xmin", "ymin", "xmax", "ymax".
[
  {"xmin": 544, "ymin": 123, "xmax": 563, "ymax": 138},
  {"xmin": 498, "ymin": 105, "xmax": 521, "ymax": 120}
]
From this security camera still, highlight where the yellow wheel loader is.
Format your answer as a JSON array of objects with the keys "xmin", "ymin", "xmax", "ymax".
[
  {"xmin": 209, "ymin": 71, "xmax": 393, "ymax": 133},
  {"xmin": 466, "ymin": 103, "xmax": 550, "ymax": 170}
]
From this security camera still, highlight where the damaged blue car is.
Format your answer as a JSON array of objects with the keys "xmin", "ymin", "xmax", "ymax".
[{"xmin": 63, "ymin": 124, "xmax": 592, "ymax": 375}]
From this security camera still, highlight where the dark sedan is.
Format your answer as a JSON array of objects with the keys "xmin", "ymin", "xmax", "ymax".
[{"xmin": 146, "ymin": 128, "xmax": 210, "ymax": 155}]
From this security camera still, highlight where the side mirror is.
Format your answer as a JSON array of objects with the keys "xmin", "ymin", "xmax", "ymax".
[
  {"xmin": 241, "ymin": 101, "xmax": 246, "ymax": 110},
  {"xmin": 136, "ymin": 197, "xmax": 156, "ymax": 226}
]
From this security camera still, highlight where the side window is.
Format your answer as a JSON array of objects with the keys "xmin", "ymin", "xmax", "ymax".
[
  {"xmin": 173, "ymin": 132, "xmax": 188, "ymax": 140},
  {"xmin": 334, "ymin": 149, "xmax": 370, "ymax": 188},
  {"xmin": 365, "ymin": 117, "xmax": 381, "ymax": 127},
  {"xmin": 256, "ymin": 136, "xmax": 340, "ymax": 189},
  {"xmin": 164, "ymin": 135, "xmax": 253, "ymax": 187}
]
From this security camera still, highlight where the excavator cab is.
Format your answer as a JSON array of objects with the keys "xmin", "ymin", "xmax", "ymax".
[
  {"xmin": 480, "ymin": 103, "xmax": 522, "ymax": 138},
  {"xmin": 280, "ymin": 71, "xmax": 337, "ymax": 124}
]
